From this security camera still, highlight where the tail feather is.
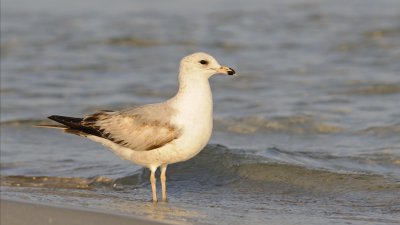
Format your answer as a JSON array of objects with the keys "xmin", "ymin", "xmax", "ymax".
[{"xmin": 44, "ymin": 115, "xmax": 103, "ymax": 137}]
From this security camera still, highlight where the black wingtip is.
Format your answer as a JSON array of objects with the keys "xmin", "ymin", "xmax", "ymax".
[
  {"xmin": 49, "ymin": 115, "xmax": 82, "ymax": 123},
  {"xmin": 48, "ymin": 115, "xmax": 63, "ymax": 124},
  {"xmin": 48, "ymin": 115, "xmax": 103, "ymax": 137},
  {"xmin": 47, "ymin": 115, "xmax": 83, "ymax": 128},
  {"xmin": 48, "ymin": 115, "xmax": 58, "ymax": 120}
]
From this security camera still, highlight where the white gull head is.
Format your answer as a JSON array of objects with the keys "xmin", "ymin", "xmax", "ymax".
[{"xmin": 179, "ymin": 52, "xmax": 236, "ymax": 79}]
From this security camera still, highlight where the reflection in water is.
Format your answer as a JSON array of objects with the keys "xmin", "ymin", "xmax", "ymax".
[{"xmin": 120, "ymin": 201, "xmax": 204, "ymax": 225}]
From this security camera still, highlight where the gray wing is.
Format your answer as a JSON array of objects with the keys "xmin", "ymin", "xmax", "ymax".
[{"xmin": 82, "ymin": 104, "xmax": 182, "ymax": 151}]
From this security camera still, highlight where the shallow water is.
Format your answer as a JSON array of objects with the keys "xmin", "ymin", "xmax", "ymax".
[{"xmin": 1, "ymin": 0, "xmax": 400, "ymax": 224}]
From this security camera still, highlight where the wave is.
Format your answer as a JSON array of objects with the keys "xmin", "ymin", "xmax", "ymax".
[
  {"xmin": 359, "ymin": 124, "xmax": 400, "ymax": 136},
  {"xmin": 214, "ymin": 115, "xmax": 344, "ymax": 134},
  {"xmin": 104, "ymin": 36, "xmax": 247, "ymax": 50},
  {"xmin": 345, "ymin": 84, "xmax": 400, "ymax": 96},
  {"xmin": 2, "ymin": 145, "xmax": 399, "ymax": 193},
  {"xmin": 167, "ymin": 145, "xmax": 400, "ymax": 191},
  {"xmin": 0, "ymin": 175, "xmax": 113, "ymax": 190}
]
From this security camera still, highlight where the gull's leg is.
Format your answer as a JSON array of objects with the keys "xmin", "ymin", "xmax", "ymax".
[
  {"xmin": 150, "ymin": 167, "xmax": 158, "ymax": 202},
  {"xmin": 160, "ymin": 164, "xmax": 168, "ymax": 202}
]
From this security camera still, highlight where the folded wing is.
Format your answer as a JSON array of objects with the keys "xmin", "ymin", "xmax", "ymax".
[{"xmin": 49, "ymin": 104, "xmax": 182, "ymax": 151}]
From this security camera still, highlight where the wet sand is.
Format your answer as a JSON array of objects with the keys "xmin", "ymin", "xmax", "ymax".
[{"xmin": 0, "ymin": 199, "xmax": 168, "ymax": 225}]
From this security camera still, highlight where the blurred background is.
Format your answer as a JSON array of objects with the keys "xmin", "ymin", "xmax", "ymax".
[{"xmin": 1, "ymin": 0, "xmax": 400, "ymax": 224}]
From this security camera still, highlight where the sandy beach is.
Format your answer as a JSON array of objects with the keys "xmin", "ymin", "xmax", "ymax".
[{"xmin": 0, "ymin": 199, "xmax": 168, "ymax": 225}]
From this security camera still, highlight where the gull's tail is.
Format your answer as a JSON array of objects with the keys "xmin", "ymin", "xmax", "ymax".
[{"xmin": 37, "ymin": 115, "xmax": 101, "ymax": 137}]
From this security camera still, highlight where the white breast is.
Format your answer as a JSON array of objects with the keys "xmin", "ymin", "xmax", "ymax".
[{"xmin": 168, "ymin": 75, "xmax": 214, "ymax": 161}]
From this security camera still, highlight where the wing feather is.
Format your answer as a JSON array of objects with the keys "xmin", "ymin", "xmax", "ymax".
[{"xmin": 82, "ymin": 104, "xmax": 181, "ymax": 151}]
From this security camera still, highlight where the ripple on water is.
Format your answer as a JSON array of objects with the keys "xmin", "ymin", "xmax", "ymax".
[
  {"xmin": 215, "ymin": 115, "xmax": 344, "ymax": 134},
  {"xmin": 350, "ymin": 84, "xmax": 400, "ymax": 95},
  {"xmin": 0, "ymin": 175, "xmax": 113, "ymax": 189}
]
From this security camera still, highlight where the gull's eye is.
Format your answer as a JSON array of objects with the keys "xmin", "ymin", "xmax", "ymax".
[{"xmin": 199, "ymin": 60, "xmax": 208, "ymax": 65}]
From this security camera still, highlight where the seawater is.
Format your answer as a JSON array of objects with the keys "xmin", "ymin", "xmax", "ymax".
[{"xmin": 1, "ymin": 0, "xmax": 400, "ymax": 224}]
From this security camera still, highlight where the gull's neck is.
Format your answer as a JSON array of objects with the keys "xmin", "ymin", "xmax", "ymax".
[{"xmin": 170, "ymin": 71, "xmax": 213, "ymax": 118}]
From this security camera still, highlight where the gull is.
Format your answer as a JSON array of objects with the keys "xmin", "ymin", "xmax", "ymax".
[{"xmin": 39, "ymin": 52, "xmax": 236, "ymax": 202}]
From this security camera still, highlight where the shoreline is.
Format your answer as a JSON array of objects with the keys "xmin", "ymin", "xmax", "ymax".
[{"xmin": 0, "ymin": 198, "xmax": 169, "ymax": 225}]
